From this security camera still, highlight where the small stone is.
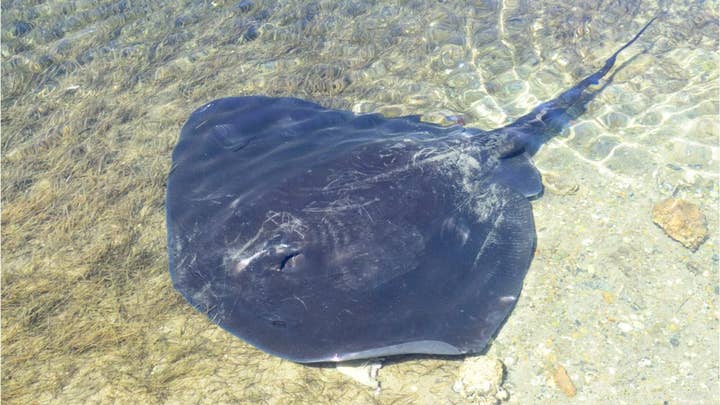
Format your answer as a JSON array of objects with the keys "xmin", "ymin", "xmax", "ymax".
[
  {"xmin": 553, "ymin": 364, "xmax": 576, "ymax": 397},
  {"xmin": 456, "ymin": 356, "xmax": 506, "ymax": 404},
  {"xmin": 652, "ymin": 198, "xmax": 709, "ymax": 251}
]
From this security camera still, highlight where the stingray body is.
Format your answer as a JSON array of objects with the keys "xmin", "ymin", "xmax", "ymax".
[{"xmin": 166, "ymin": 19, "xmax": 655, "ymax": 363}]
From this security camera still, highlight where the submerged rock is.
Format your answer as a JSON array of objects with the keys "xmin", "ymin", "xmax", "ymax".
[
  {"xmin": 454, "ymin": 356, "xmax": 508, "ymax": 404},
  {"xmin": 652, "ymin": 198, "xmax": 709, "ymax": 251}
]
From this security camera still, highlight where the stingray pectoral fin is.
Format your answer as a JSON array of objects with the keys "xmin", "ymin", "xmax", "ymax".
[
  {"xmin": 332, "ymin": 340, "xmax": 462, "ymax": 362},
  {"xmin": 492, "ymin": 154, "xmax": 543, "ymax": 199}
]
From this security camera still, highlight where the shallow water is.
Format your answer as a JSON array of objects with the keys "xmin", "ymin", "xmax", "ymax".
[{"xmin": 2, "ymin": 0, "xmax": 718, "ymax": 403}]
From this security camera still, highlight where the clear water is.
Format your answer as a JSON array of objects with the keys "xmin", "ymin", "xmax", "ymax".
[{"xmin": 2, "ymin": 0, "xmax": 717, "ymax": 403}]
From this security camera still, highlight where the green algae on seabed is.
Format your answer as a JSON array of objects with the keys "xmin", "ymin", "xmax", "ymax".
[{"xmin": 2, "ymin": 0, "xmax": 718, "ymax": 403}]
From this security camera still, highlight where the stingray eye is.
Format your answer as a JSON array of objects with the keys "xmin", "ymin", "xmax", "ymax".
[{"xmin": 278, "ymin": 252, "xmax": 303, "ymax": 270}]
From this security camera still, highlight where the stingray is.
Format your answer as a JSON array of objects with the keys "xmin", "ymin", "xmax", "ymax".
[{"xmin": 166, "ymin": 19, "xmax": 656, "ymax": 363}]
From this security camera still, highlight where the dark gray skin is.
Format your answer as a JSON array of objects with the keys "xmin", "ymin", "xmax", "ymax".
[{"xmin": 166, "ymin": 18, "xmax": 656, "ymax": 363}]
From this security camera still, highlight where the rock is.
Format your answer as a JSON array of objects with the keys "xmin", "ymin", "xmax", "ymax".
[
  {"xmin": 652, "ymin": 198, "xmax": 708, "ymax": 251},
  {"xmin": 336, "ymin": 360, "xmax": 382, "ymax": 390},
  {"xmin": 553, "ymin": 364, "xmax": 576, "ymax": 397},
  {"xmin": 455, "ymin": 356, "xmax": 507, "ymax": 404}
]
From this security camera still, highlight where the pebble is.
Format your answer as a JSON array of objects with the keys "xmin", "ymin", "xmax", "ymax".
[
  {"xmin": 553, "ymin": 364, "xmax": 576, "ymax": 397},
  {"xmin": 651, "ymin": 198, "xmax": 709, "ymax": 251},
  {"xmin": 455, "ymin": 356, "xmax": 507, "ymax": 404}
]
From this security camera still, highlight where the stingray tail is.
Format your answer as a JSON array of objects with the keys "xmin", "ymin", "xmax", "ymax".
[{"xmin": 494, "ymin": 15, "xmax": 659, "ymax": 157}]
